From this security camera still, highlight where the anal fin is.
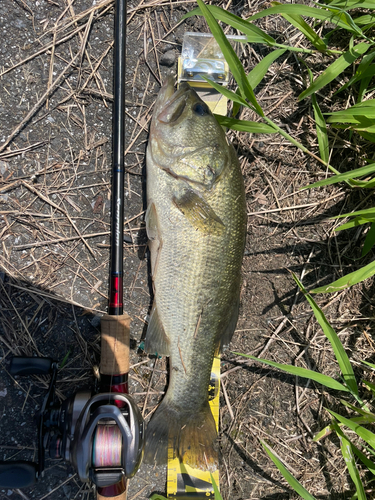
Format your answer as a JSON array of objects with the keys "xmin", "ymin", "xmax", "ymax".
[
  {"xmin": 144, "ymin": 302, "xmax": 170, "ymax": 356},
  {"xmin": 217, "ymin": 294, "xmax": 240, "ymax": 354}
]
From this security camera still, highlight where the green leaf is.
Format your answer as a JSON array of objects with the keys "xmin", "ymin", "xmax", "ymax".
[
  {"xmin": 352, "ymin": 443, "xmax": 375, "ymax": 478},
  {"xmin": 362, "ymin": 222, "xmax": 375, "ymax": 257},
  {"xmin": 336, "ymin": 49, "xmax": 375, "ymax": 94},
  {"xmin": 303, "ymin": 162, "xmax": 375, "ymax": 188},
  {"xmin": 292, "ymin": 274, "xmax": 358, "ymax": 395},
  {"xmin": 248, "ymin": 49, "xmax": 287, "ymax": 90},
  {"xmin": 271, "ymin": 1, "xmax": 326, "ymax": 51},
  {"xmin": 261, "ymin": 441, "xmax": 317, "ymax": 500},
  {"xmin": 324, "ymin": 6, "xmax": 367, "ymax": 38},
  {"xmin": 328, "ymin": 408, "xmax": 375, "ymax": 449},
  {"xmin": 184, "ymin": 5, "xmax": 276, "ymax": 45},
  {"xmin": 334, "ymin": 207, "xmax": 375, "ymax": 219},
  {"xmin": 339, "ymin": 400, "xmax": 375, "ymax": 420},
  {"xmin": 248, "ymin": 4, "xmax": 363, "ymax": 34},
  {"xmin": 299, "ymin": 42, "xmax": 371, "ymax": 101},
  {"xmin": 363, "ymin": 379, "xmax": 375, "ymax": 395},
  {"xmin": 350, "ymin": 178, "xmax": 375, "ymax": 188},
  {"xmin": 357, "ymin": 130, "xmax": 375, "ymax": 142},
  {"xmin": 232, "ymin": 49, "xmax": 286, "ymax": 116},
  {"xmin": 335, "ymin": 216, "xmax": 374, "ymax": 232},
  {"xmin": 331, "ymin": 420, "xmax": 367, "ymax": 500},
  {"xmin": 323, "ymin": 0, "xmax": 375, "ymax": 9},
  {"xmin": 233, "ymin": 353, "xmax": 350, "ymax": 392},
  {"xmin": 355, "ymin": 14, "xmax": 375, "ymax": 26},
  {"xmin": 210, "ymin": 473, "xmax": 222, "ymax": 500},
  {"xmin": 196, "ymin": 0, "xmax": 263, "ymax": 116},
  {"xmin": 327, "ymin": 99, "xmax": 375, "ymax": 120},
  {"xmin": 150, "ymin": 495, "xmax": 168, "ymax": 500},
  {"xmin": 358, "ymin": 73, "xmax": 374, "ymax": 102},
  {"xmin": 215, "ymin": 115, "xmax": 277, "ymax": 134},
  {"xmin": 315, "ymin": 414, "xmax": 375, "ymax": 442},
  {"xmin": 311, "ymin": 259, "xmax": 375, "ymax": 293},
  {"xmin": 202, "ymin": 77, "xmax": 250, "ymax": 108},
  {"xmin": 363, "ymin": 360, "xmax": 375, "ymax": 370},
  {"xmin": 307, "ymin": 68, "xmax": 329, "ymax": 163}
]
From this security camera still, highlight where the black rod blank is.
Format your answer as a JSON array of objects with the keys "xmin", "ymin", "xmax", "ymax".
[{"xmin": 108, "ymin": 0, "xmax": 127, "ymax": 316}]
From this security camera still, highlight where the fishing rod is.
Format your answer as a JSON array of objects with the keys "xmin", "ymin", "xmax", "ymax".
[{"xmin": 0, "ymin": 0, "xmax": 144, "ymax": 496}]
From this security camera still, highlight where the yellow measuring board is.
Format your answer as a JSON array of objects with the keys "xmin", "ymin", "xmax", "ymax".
[{"xmin": 167, "ymin": 356, "xmax": 221, "ymax": 499}]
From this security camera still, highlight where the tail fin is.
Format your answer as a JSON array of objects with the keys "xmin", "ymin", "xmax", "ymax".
[{"xmin": 144, "ymin": 397, "xmax": 218, "ymax": 471}]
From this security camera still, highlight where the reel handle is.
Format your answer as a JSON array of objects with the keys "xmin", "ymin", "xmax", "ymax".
[
  {"xmin": 0, "ymin": 461, "xmax": 37, "ymax": 488},
  {"xmin": 9, "ymin": 357, "xmax": 53, "ymax": 376}
]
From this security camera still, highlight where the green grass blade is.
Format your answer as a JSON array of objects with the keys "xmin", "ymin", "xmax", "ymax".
[
  {"xmin": 184, "ymin": 5, "xmax": 275, "ymax": 45},
  {"xmin": 307, "ymin": 68, "xmax": 329, "ymax": 163},
  {"xmin": 261, "ymin": 441, "xmax": 317, "ymax": 500},
  {"xmin": 324, "ymin": 7, "xmax": 366, "ymax": 38},
  {"xmin": 232, "ymin": 49, "xmax": 286, "ymax": 116},
  {"xmin": 215, "ymin": 115, "xmax": 277, "ymax": 134},
  {"xmin": 336, "ymin": 49, "xmax": 375, "ymax": 94},
  {"xmin": 328, "ymin": 408, "xmax": 375, "ymax": 448},
  {"xmin": 271, "ymin": 1, "xmax": 326, "ymax": 51},
  {"xmin": 202, "ymin": 77, "xmax": 250, "ymax": 108},
  {"xmin": 314, "ymin": 423, "xmax": 334, "ymax": 441},
  {"xmin": 340, "ymin": 400, "xmax": 374, "ymax": 419},
  {"xmin": 362, "ymin": 222, "xmax": 375, "ymax": 257},
  {"xmin": 196, "ymin": 0, "xmax": 263, "ymax": 116},
  {"xmin": 315, "ymin": 413, "xmax": 375, "ymax": 442},
  {"xmin": 323, "ymin": 0, "xmax": 375, "ymax": 8},
  {"xmin": 292, "ymin": 274, "xmax": 358, "ymax": 395},
  {"xmin": 350, "ymin": 178, "xmax": 375, "ymax": 188},
  {"xmin": 335, "ymin": 217, "xmax": 373, "ymax": 232},
  {"xmin": 333, "ymin": 207, "xmax": 375, "ymax": 219},
  {"xmin": 210, "ymin": 473, "xmax": 222, "ymax": 500},
  {"xmin": 358, "ymin": 74, "xmax": 373, "ymax": 102},
  {"xmin": 363, "ymin": 379, "xmax": 375, "ymax": 395},
  {"xmin": 355, "ymin": 14, "xmax": 375, "ymax": 26},
  {"xmin": 248, "ymin": 4, "xmax": 362, "ymax": 33},
  {"xmin": 233, "ymin": 353, "xmax": 350, "ymax": 392},
  {"xmin": 352, "ymin": 443, "xmax": 375, "ymax": 477},
  {"xmin": 248, "ymin": 49, "xmax": 287, "ymax": 89},
  {"xmin": 303, "ymin": 162, "xmax": 375, "ymax": 188},
  {"xmin": 357, "ymin": 130, "xmax": 375, "ymax": 142},
  {"xmin": 331, "ymin": 420, "xmax": 367, "ymax": 500},
  {"xmin": 311, "ymin": 259, "xmax": 375, "ymax": 293},
  {"xmin": 299, "ymin": 42, "xmax": 371, "ymax": 101},
  {"xmin": 326, "ymin": 99, "xmax": 375, "ymax": 119}
]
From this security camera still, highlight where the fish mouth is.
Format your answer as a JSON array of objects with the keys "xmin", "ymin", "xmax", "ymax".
[{"xmin": 157, "ymin": 80, "xmax": 192, "ymax": 124}]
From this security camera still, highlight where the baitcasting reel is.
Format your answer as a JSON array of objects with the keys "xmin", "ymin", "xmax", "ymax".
[{"xmin": 0, "ymin": 357, "xmax": 144, "ymax": 489}]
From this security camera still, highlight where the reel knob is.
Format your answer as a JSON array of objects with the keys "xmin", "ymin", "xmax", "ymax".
[
  {"xmin": 9, "ymin": 357, "xmax": 53, "ymax": 376},
  {"xmin": 0, "ymin": 461, "xmax": 37, "ymax": 488}
]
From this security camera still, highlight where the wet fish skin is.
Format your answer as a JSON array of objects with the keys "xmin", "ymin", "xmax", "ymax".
[{"xmin": 144, "ymin": 77, "xmax": 247, "ymax": 470}]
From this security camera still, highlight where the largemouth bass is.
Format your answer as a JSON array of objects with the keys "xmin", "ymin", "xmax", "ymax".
[{"xmin": 144, "ymin": 77, "xmax": 246, "ymax": 470}]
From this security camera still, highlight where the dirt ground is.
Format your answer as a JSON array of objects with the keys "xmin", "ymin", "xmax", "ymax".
[{"xmin": 1, "ymin": 0, "xmax": 374, "ymax": 499}]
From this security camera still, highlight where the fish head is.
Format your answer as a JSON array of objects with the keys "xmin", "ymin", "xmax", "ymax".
[{"xmin": 149, "ymin": 78, "xmax": 229, "ymax": 189}]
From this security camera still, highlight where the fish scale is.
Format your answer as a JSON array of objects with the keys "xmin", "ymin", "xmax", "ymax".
[{"xmin": 144, "ymin": 77, "xmax": 246, "ymax": 470}]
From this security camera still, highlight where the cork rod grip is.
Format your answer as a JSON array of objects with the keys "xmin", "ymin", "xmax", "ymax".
[{"xmin": 100, "ymin": 314, "xmax": 131, "ymax": 375}]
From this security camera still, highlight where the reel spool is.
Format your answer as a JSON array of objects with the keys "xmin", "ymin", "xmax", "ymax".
[{"xmin": 0, "ymin": 357, "xmax": 144, "ymax": 490}]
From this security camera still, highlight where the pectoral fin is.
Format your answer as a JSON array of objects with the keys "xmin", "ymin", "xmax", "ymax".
[
  {"xmin": 144, "ymin": 302, "xmax": 170, "ymax": 356},
  {"xmin": 173, "ymin": 189, "xmax": 225, "ymax": 234},
  {"xmin": 145, "ymin": 202, "xmax": 159, "ymax": 241}
]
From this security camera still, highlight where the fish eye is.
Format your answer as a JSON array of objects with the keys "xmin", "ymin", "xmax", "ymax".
[{"xmin": 192, "ymin": 102, "xmax": 209, "ymax": 116}]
